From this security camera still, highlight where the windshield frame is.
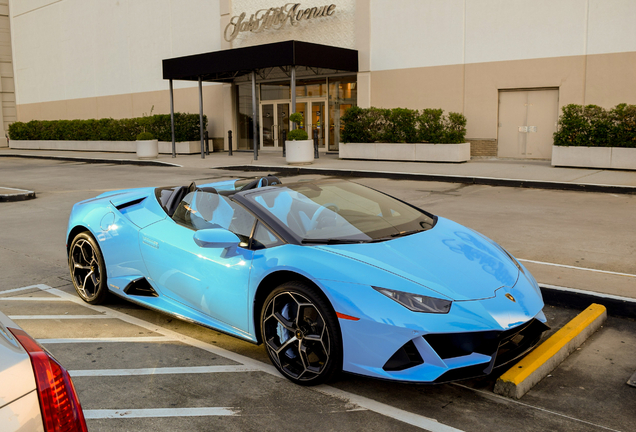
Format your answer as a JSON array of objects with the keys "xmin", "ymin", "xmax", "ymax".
[{"xmin": 233, "ymin": 179, "xmax": 437, "ymax": 246}]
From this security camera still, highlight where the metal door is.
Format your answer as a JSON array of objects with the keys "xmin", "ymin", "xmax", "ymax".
[{"xmin": 498, "ymin": 89, "xmax": 559, "ymax": 159}]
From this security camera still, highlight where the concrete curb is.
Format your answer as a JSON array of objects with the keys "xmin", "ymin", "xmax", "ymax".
[
  {"xmin": 0, "ymin": 187, "xmax": 36, "ymax": 202},
  {"xmin": 493, "ymin": 303, "xmax": 607, "ymax": 399},
  {"xmin": 218, "ymin": 164, "xmax": 636, "ymax": 195},
  {"xmin": 540, "ymin": 284, "xmax": 636, "ymax": 320},
  {"xmin": 0, "ymin": 153, "xmax": 182, "ymax": 167}
]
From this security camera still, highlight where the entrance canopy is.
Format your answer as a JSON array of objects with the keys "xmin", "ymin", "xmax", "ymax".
[
  {"xmin": 162, "ymin": 40, "xmax": 358, "ymax": 160},
  {"xmin": 162, "ymin": 40, "xmax": 358, "ymax": 83}
]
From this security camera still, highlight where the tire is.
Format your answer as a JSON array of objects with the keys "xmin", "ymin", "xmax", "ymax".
[
  {"xmin": 68, "ymin": 231, "xmax": 109, "ymax": 305},
  {"xmin": 260, "ymin": 281, "xmax": 342, "ymax": 386}
]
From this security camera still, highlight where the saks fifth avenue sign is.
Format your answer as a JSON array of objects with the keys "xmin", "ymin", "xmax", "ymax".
[{"xmin": 224, "ymin": 3, "xmax": 336, "ymax": 42}]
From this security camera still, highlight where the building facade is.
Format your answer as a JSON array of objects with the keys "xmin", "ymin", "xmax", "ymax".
[{"xmin": 5, "ymin": 0, "xmax": 636, "ymax": 158}]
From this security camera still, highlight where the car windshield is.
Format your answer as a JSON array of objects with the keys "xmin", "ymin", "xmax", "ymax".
[{"xmin": 244, "ymin": 181, "xmax": 435, "ymax": 243}]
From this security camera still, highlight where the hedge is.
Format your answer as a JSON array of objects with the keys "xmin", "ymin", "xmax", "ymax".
[
  {"xmin": 340, "ymin": 106, "xmax": 467, "ymax": 144},
  {"xmin": 8, "ymin": 113, "xmax": 207, "ymax": 142},
  {"xmin": 554, "ymin": 103, "xmax": 636, "ymax": 148}
]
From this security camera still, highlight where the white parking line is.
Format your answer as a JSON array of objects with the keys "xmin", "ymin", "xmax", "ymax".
[
  {"xmin": 70, "ymin": 365, "xmax": 261, "ymax": 377},
  {"xmin": 9, "ymin": 315, "xmax": 109, "ymax": 320},
  {"xmin": 0, "ymin": 297, "xmax": 69, "ymax": 302},
  {"xmin": 39, "ymin": 336, "xmax": 175, "ymax": 344},
  {"xmin": 44, "ymin": 286, "xmax": 465, "ymax": 432},
  {"xmin": 83, "ymin": 407, "xmax": 239, "ymax": 419},
  {"xmin": 0, "ymin": 284, "xmax": 52, "ymax": 295},
  {"xmin": 518, "ymin": 258, "xmax": 636, "ymax": 278},
  {"xmin": 452, "ymin": 383, "xmax": 623, "ymax": 432}
]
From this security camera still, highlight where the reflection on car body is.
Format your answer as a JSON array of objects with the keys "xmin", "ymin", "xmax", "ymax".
[{"xmin": 66, "ymin": 176, "xmax": 548, "ymax": 385}]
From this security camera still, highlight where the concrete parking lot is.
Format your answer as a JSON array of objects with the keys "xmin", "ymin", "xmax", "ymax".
[{"xmin": 1, "ymin": 157, "xmax": 635, "ymax": 431}]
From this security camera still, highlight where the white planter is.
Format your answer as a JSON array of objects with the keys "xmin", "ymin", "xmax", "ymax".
[
  {"xmin": 9, "ymin": 140, "xmax": 202, "ymax": 155},
  {"xmin": 551, "ymin": 145, "xmax": 636, "ymax": 170},
  {"xmin": 285, "ymin": 139, "xmax": 314, "ymax": 164},
  {"xmin": 339, "ymin": 142, "xmax": 471, "ymax": 163},
  {"xmin": 136, "ymin": 139, "xmax": 158, "ymax": 159}
]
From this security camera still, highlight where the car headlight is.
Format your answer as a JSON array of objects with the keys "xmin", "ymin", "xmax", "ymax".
[{"xmin": 373, "ymin": 287, "xmax": 452, "ymax": 314}]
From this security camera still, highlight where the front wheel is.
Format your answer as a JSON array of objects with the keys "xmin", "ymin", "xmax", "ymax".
[
  {"xmin": 68, "ymin": 231, "xmax": 108, "ymax": 304},
  {"xmin": 261, "ymin": 281, "xmax": 342, "ymax": 385}
]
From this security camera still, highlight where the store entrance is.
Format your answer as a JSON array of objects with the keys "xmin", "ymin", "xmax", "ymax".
[
  {"xmin": 260, "ymin": 101, "xmax": 289, "ymax": 148},
  {"xmin": 259, "ymin": 99, "xmax": 327, "ymax": 150},
  {"xmin": 294, "ymin": 99, "xmax": 326, "ymax": 149}
]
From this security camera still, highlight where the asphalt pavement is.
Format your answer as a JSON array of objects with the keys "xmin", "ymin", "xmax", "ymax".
[
  {"xmin": 2, "ymin": 146, "xmax": 636, "ymax": 191},
  {"xmin": 1, "ymin": 155, "xmax": 634, "ymax": 432}
]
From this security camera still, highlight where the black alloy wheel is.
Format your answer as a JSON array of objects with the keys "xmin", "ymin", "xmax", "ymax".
[
  {"xmin": 68, "ymin": 232, "xmax": 108, "ymax": 304},
  {"xmin": 261, "ymin": 281, "xmax": 342, "ymax": 385}
]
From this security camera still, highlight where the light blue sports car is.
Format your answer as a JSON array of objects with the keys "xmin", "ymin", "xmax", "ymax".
[{"xmin": 66, "ymin": 176, "xmax": 548, "ymax": 385}]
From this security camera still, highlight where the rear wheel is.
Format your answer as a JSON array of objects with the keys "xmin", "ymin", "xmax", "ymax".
[
  {"xmin": 68, "ymin": 232, "xmax": 108, "ymax": 304},
  {"xmin": 261, "ymin": 281, "xmax": 342, "ymax": 385}
]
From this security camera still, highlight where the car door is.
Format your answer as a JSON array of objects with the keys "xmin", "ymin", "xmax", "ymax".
[{"xmin": 139, "ymin": 190, "xmax": 256, "ymax": 332}]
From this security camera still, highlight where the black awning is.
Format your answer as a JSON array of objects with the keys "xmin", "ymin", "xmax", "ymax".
[{"xmin": 162, "ymin": 40, "xmax": 358, "ymax": 82}]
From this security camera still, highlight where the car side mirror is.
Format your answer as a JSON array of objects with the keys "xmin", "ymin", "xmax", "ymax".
[{"xmin": 193, "ymin": 228, "xmax": 240, "ymax": 248}]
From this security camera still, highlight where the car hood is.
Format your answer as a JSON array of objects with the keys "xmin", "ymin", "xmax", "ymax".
[{"xmin": 316, "ymin": 217, "xmax": 520, "ymax": 301}]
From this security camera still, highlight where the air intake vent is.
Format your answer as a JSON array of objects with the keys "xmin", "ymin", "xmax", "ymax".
[
  {"xmin": 124, "ymin": 278, "xmax": 158, "ymax": 297},
  {"xmin": 383, "ymin": 340, "xmax": 424, "ymax": 371},
  {"xmin": 115, "ymin": 197, "xmax": 146, "ymax": 210}
]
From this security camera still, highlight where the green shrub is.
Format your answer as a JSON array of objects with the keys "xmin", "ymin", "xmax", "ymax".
[
  {"xmin": 289, "ymin": 112, "xmax": 304, "ymax": 125},
  {"xmin": 340, "ymin": 106, "xmax": 376, "ymax": 143},
  {"xmin": 417, "ymin": 109, "xmax": 445, "ymax": 143},
  {"xmin": 341, "ymin": 106, "xmax": 466, "ymax": 144},
  {"xmin": 611, "ymin": 104, "xmax": 636, "ymax": 147},
  {"xmin": 553, "ymin": 103, "xmax": 636, "ymax": 148},
  {"xmin": 287, "ymin": 112, "xmax": 309, "ymax": 140},
  {"xmin": 384, "ymin": 108, "xmax": 418, "ymax": 143},
  {"xmin": 8, "ymin": 113, "xmax": 207, "ymax": 142},
  {"xmin": 444, "ymin": 112, "xmax": 468, "ymax": 144},
  {"xmin": 136, "ymin": 131, "xmax": 154, "ymax": 140},
  {"xmin": 287, "ymin": 128, "xmax": 309, "ymax": 141}
]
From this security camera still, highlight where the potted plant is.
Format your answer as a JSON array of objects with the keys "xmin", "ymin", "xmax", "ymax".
[
  {"xmin": 285, "ymin": 112, "xmax": 314, "ymax": 164},
  {"xmin": 136, "ymin": 131, "xmax": 158, "ymax": 159}
]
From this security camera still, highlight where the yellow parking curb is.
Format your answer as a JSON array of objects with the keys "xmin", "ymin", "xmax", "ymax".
[{"xmin": 494, "ymin": 303, "xmax": 607, "ymax": 399}]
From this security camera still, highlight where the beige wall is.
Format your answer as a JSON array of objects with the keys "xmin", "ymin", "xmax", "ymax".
[
  {"xmin": 370, "ymin": 51, "xmax": 635, "ymax": 140},
  {"xmin": 370, "ymin": 64, "xmax": 464, "ymax": 114},
  {"xmin": 0, "ymin": 0, "xmax": 14, "ymax": 146}
]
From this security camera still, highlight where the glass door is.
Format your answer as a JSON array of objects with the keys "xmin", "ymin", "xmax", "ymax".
[
  {"xmin": 277, "ymin": 103, "xmax": 289, "ymax": 148},
  {"xmin": 295, "ymin": 102, "xmax": 308, "ymax": 133},
  {"xmin": 261, "ymin": 104, "xmax": 275, "ymax": 147},
  {"xmin": 296, "ymin": 99, "xmax": 327, "ymax": 149},
  {"xmin": 310, "ymin": 101, "xmax": 325, "ymax": 149},
  {"xmin": 260, "ymin": 101, "xmax": 290, "ymax": 149}
]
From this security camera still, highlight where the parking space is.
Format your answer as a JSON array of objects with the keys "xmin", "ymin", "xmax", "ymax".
[
  {"xmin": 0, "ymin": 284, "xmax": 457, "ymax": 431},
  {"xmin": 1, "ymin": 158, "xmax": 635, "ymax": 431},
  {"xmin": 1, "ymin": 283, "xmax": 634, "ymax": 431}
]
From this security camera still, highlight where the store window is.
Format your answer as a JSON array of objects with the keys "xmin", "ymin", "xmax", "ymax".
[
  {"xmin": 328, "ymin": 76, "xmax": 357, "ymax": 151},
  {"xmin": 236, "ymin": 83, "xmax": 260, "ymax": 150}
]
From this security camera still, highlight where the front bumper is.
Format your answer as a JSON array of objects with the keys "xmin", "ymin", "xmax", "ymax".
[{"xmin": 321, "ymin": 277, "xmax": 547, "ymax": 383}]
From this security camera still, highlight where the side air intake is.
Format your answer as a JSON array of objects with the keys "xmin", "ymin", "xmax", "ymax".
[{"xmin": 124, "ymin": 278, "xmax": 158, "ymax": 297}]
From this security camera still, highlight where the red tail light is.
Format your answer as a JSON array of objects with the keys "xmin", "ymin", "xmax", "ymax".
[{"xmin": 8, "ymin": 327, "xmax": 88, "ymax": 432}]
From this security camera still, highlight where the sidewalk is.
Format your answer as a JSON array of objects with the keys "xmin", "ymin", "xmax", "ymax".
[{"xmin": 2, "ymin": 147, "xmax": 636, "ymax": 193}]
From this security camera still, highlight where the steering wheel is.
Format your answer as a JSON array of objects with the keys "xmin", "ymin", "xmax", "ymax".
[{"xmin": 309, "ymin": 203, "xmax": 340, "ymax": 230}]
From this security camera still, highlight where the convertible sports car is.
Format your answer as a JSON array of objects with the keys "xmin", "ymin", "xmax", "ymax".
[{"xmin": 66, "ymin": 176, "xmax": 548, "ymax": 385}]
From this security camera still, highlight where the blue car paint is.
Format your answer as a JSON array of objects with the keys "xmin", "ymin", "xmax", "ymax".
[
  {"xmin": 139, "ymin": 219, "xmax": 253, "ymax": 334},
  {"xmin": 314, "ymin": 217, "xmax": 520, "ymax": 301},
  {"xmin": 67, "ymin": 178, "xmax": 547, "ymax": 383}
]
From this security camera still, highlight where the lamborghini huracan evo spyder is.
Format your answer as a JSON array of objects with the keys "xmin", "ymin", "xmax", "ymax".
[{"xmin": 66, "ymin": 176, "xmax": 548, "ymax": 385}]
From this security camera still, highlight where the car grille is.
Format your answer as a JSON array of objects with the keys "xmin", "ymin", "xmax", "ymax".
[{"xmin": 426, "ymin": 318, "xmax": 550, "ymax": 383}]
